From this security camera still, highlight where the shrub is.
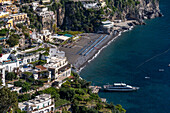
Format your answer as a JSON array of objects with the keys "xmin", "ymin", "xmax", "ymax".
[{"xmin": 6, "ymin": 72, "xmax": 17, "ymax": 81}]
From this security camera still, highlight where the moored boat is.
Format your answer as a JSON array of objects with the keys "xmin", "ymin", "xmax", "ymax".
[{"xmin": 103, "ymin": 83, "xmax": 139, "ymax": 92}]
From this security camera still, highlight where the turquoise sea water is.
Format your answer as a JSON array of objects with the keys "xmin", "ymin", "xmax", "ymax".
[{"xmin": 80, "ymin": 0, "xmax": 170, "ymax": 113}]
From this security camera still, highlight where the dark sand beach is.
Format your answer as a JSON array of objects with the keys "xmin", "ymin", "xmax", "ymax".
[
  {"xmin": 59, "ymin": 20, "xmax": 138, "ymax": 70},
  {"xmin": 60, "ymin": 32, "xmax": 119, "ymax": 70}
]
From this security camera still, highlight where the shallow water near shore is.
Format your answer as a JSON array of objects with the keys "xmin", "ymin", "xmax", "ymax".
[{"xmin": 80, "ymin": 0, "xmax": 170, "ymax": 113}]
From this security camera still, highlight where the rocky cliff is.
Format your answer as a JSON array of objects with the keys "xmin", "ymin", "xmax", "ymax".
[
  {"xmin": 107, "ymin": 0, "xmax": 162, "ymax": 22},
  {"xmin": 56, "ymin": 0, "xmax": 162, "ymax": 31}
]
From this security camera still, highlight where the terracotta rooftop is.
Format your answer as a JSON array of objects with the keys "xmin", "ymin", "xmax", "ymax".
[
  {"xmin": 35, "ymin": 65, "xmax": 47, "ymax": 71},
  {"xmin": 68, "ymin": 76, "xmax": 74, "ymax": 79}
]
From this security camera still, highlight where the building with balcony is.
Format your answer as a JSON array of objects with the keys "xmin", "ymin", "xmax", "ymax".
[
  {"xmin": 44, "ymin": 48, "xmax": 71, "ymax": 81},
  {"xmin": 44, "ymin": 56, "xmax": 71, "ymax": 80},
  {"xmin": 2, "ymin": 59, "xmax": 19, "ymax": 72},
  {"xmin": 17, "ymin": 53, "xmax": 40, "ymax": 65},
  {"xmin": 9, "ymin": 13, "xmax": 29, "ymax": 24},
  {"xmin": 18, "ymin": 94, "xmax": 55, "ymax": 113}
]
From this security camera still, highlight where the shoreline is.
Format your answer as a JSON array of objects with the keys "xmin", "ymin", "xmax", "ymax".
[
  {"xmin": 78, "ymin": 32, "xmax": 121, "ymax": 72},
  {"xmin": 59, "ymin": 20, "xmax": 142, "ymax": 73},
  {"xmin": 77, "ymin": 26, "xmax": 134, "ymax": 73}
]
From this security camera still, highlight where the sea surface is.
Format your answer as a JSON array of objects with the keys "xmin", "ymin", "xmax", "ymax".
[{"xmin": 80, "ymin": 0, "xmax": 170, "ymax": 113}]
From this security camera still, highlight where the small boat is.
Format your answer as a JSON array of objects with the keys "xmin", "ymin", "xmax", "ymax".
[
  {"xmin": 168, "ymin": 64, "xmax": 170, "ymax": 67},
  {"xmin": 145, "ymin": 76, "xmax": 150, "ymax": 79},
  {"xmin": 103, "ymin": 83, "xmax": 139, "ymax": 92},
  {"xmin": 159, "ymin": 69, "xmax": 164, "ymax": 72}
]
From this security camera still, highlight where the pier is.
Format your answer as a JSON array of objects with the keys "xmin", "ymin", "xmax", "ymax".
[{"xmin": 89, "ymin": 86, "xmax": 102, "ymax": 93}]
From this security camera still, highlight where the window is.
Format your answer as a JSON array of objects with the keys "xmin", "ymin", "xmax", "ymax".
[{"xmin": 27, "ymin": 59, "xmax": 30, "ymax": 63}]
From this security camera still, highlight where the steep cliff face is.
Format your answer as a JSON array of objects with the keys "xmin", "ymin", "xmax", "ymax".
[
  {"xmin": 57, "ymin": 6, "xmax": 65, "ymax": 26},
  {"xmin": 56, "ymin": 0, "xmax": 162, "ymax": 31},
  {"xmin": 137, "ymin": 0, "xmax": 162, "ymax": 19},
  {"xmin": 58, "ymin": 2, "xmax": 102, "ymax": 32},
  {"xmin": 108, "ymin": 0, "xmax": 162, "ymax": 22}
]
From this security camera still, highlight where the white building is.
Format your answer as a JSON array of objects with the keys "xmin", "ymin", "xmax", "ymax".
[
  {"xmin": 49, "ymin": 48, "xmax": 65, "ymax": 58},
  {"xmin": 51, "ymin": 35, "xmax": 71, "ymax": 43},
  {"xmin": 2, "ymin": 60, "xmax": 19, "ymax": 72},
  {"xmin": 36, "ymin": 6, "xmax": 48, "ymax": 12},
  {"xmin": 0, "ymin": 53, "xmax": 10, "ymax": 62},
  {"xmin": 44, "ymin": 48, "xmax": 71, "ymax": 80},
  {"xmin": 17, "ymin": 53, "xmax": 40, "ymax": 65},
  {"xmin": 8, "ymin": 84, "xmax": 22, "ymax": 93},
  {"xmin": 32, "ymin": 2, "xmax": 39, "ymax": 11},
  {"xmin": 38, "ymin": 10, "xmax": 55, "ymax": 19},
  {"xmin": 0, "ymin": 54, "xmax": 19, "ymax": 72},
  {"xmin": 37, "ymin": 30, "xmax": 52, "ymax": 42},
  {"xmin": 1, "ymin": 0, "xmax": 12, "ymax": 5},
  {"xmin": 42, "ymin": 0, "xmax": 51, "ymax": 3},
  {"xmin": 0, "ymin": 11, "xmax": 9, "ymax": 18},
  {"xmin": 83, "ymin": 2, "xmax": 98, "ymax": 9},
  {"xmin": 18, "ymin": 94, "xmax": 55, "ymax": 113},
  {"xmin": 102, "ymin": 20, "xmax": 114, "ymax": 28},
  {"xmin": 30, "ymin": 32, "xmax": 43, "ymax": 43},
  {"xmin": 44, "ymin": 56, "xmax": 71, "ymax": 80}
]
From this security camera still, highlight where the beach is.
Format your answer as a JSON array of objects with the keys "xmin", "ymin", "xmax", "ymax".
[{"xmin": 59, "ymin": 20, "xmax": 139, "ymax": 71}]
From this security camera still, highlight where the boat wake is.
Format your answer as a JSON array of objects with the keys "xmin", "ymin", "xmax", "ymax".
[{"xmin": 137, "ymin": 47, "xmax": 170, "ymax": 68}]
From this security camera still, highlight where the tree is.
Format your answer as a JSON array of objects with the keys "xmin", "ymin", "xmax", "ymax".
[
  {"xmin": 34, "ymin": 80, "xmax": 44, "ymax": 87},
  {"xmin": 43, "ymin": 87, "xmax": 60, "ymax": 100},
  {"xmin": 23, "ymin": 72, "xmax": 32, "ymax": 80},
  {"xmin": 0, "ymin": 87, "xmax": 18, "ymax": 112},
  {"xmin": 18, "ymin": 94, "xmax": 31, "ymax": 102},
  {"xmin": 0, "ymin": 77, "xmax": 2, "ymax": 86},
  {"xmin": 96, "ymin": 103, "xmax": 103, "ymax": 110},
  {"xmin": 14, "ymin": 80, "xmax": 23, "ymax": 87},
  {"xmin": 0, "ymin": 29, "xmax": 8, "ymax": 36},
  {"xmin": 22, "ymin": 82, "xmax": 31, "ymax": 92},
  {"xmin": 16, "ymin": 23, "xmax": 23, "ymax": 29},
  {"xmin": 6, "ymin": 72, "xmax": 17, "ymax": 81},
  {"xmin": 24, "ymin": 33, "xmax": 30, "ymax": 39},
  {"xmin": 6, "ymin": 34, "xmax": 20, "ymax": 47},
  {"xmin": 59, "ymin": 88, "xmax": 75, "ymax": 101}
]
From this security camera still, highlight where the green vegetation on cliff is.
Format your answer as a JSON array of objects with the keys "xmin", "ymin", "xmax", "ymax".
[
  {"xmin": 61, "ymin": 2, "xmax": 103, "ymax": 32},
  {"xmin": 17, "ymin": 72, "xmax": 126, "ymax": 113},
  {"xmin": 0, "ymin": 87, "xmax": 18, "ymax": 112}
]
